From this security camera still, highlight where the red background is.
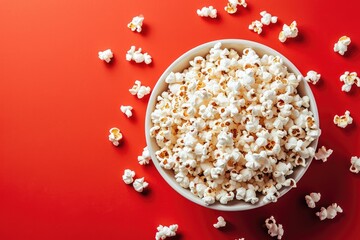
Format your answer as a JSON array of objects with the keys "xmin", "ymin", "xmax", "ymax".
[{"xmin": 1, "ymin": 0, "xmax": 359, "ymax": 239}]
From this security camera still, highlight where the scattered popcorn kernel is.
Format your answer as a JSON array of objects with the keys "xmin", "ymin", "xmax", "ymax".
[
  {"xmin": 127, "ymin": 15, "xmax": 144, "ymax": 33},
  {"xmin": 333, "ymin": 110, "xmax": 353, "ymax": 128},
  {"xmin": 122, "ymin": 169, "xmax": 135, "ymax": 184},
  {"xmin": 98, "ymin": 49, "xmax": 113, "ymax": 63},
  {"xmin": 340, "ymin": 71, "xmax": 359, "ymax": 92},
  {"xmin": 249, "ymin": 20, "xmax": 263, "ymax": 34},
  {"xmin": 260, "ymin": 11, "xmax": 278, "ymax": 25},
  {"xmin": 334, "ymin": 36, "xmax": 351, "ymax": 55},
  {"xmin": 129, "ymin": 80, "xmax": 151, "ymax": 99},
  {"xmin": 314, "ymin": 146, "xmax": 333, "ymax": 162},
  {"xmin": 350, "ymin": 156, "xmax": 360, "ymax": 173},
  {"xmin": 213, "ymin": 216, "xmax": 226, "ymax": 228},
  {"xmin": 108, "ymin": 127, "xmax": 122, "ymax": 146},
  {"xmin": 224, "ymin": 0, "xmax": 247, "ymax": 14},
  {"xmin": 155, "ymin": 224, "xmax": 178, "ymax": 240},
  {"xmin": 120, "ymin": 105, "xmax": 133, "ymax": 118},
  {"xmin": 126, "ymin": 46, "xmax": 152, "ymax": 64},
  {"xmin": 305, "ymin": 70, "xmax": 321, "ymax": 85},
  {"xmin": 265, "ymin": 216, "xmax": 284, "ymax": 239},
  {"xmin": 279, "ymin": 21, "xmax": 298, "ymax": 42},
  {"xmin": 133, "ymin": 177, "xmax": 149, "ymax": 192},
  {"xmin": 197, "ymin": 6, "xmax": 217, "ymax": 18},
  {"xmin": 305, "ymin": 192, "xmax": 321, "ymax": 208},
  {"xmin": 138, "ymin": 146, "xmax": 151, "ymax": 165},
  {"xmin": 316, "ymin": 203, "xmax": 343, "ymax": 220}
]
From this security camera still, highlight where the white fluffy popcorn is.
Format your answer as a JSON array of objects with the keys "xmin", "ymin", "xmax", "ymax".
[
  {"xmin": 197, "ymin": 6, "xmax": 217, "ymax": 18},
  {"xmin": 126, "ymin": 46, "xmax": 152, "ymax": 64},
  {"xmin": 98, "ymin": 49, "xmax": 113, "ymax": 63},
  {"xmin": 122, "ymin": 169, "xmax": 135, "ymax": 184},
  {"xmin": 120, "ymin": 105, "xmax": 133, "ymax": 118},
  {"xmin": 339, "ymin": 71, "xmax": 359, "ymax": 92},
  {"xmin": 224, "ymin": 0, "xmax": 247, "ymax": 14},
  {"xmin": 127, "ymin": 15, "xmax": 144, "ymax": 33},
  {"xmin": 334, "ymin": 36, "xmax": 351, "ymax": 55},
  {"xmin": 213, "ymin": 216, "xmax": 226, "ymax": 228},
  {"xmin": 138, "ymin": 146, "xmax": 151, "ymax": 165},
  {"xmin": 350, "ymin": 156, "xmax": 360, "ymax": 173},
  {"xmin": 260, "ymin": 11, "xmax": 278, "ymax": 25},
  {"xmin": 305, "ymin": 192, "xmax": 321, "ymax": 208},
  {"xmin": 155, "ymin": 224, "xmax": 178, "ymax": 240},
  {"xmin": 129, "ymin": 80, "xmax": 151, "ymax": 99},
  {"xmin": 279, "ymin": 21, "xmax": 298, "ymax": 42},
  {"xmin": 249, "ymin": 20, "xmax": 263, "ymax": 34},
  {"xmin": 305, "ymin": 70, "xmax": 321, "ymax": 85},
  {"xmin": 108, "ymin": 127, "xmax": 123, "ymax": 146},
  {"xmin": 316, "ymin": 203, "xmax": 343, "ymax": 220},
  {"xmin": 333, "ymin": 110, "xmax": 353, "ymax": 128},
  {"xmin": 314, "ymin": 146, "xmax": 333, "ymax": 162},
  {"xmin": 265, "ymin": 216, "xmax": 284, "ymax": 240},
  {"xmin": 133, "ymin": 177, "xmax": 149, "ymax": 192}
]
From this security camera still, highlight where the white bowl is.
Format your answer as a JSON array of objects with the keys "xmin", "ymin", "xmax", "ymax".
[{"xmin": 145, "ymin": 39, "xmax": 319, "ymax": 211}]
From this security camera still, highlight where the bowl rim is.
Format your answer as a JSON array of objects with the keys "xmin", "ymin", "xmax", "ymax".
[{"xmin": 145, "ymin": 39, "xmax": 320, "ymax": 211}]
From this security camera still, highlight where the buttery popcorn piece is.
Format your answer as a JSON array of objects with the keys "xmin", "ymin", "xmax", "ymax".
[
  {"xmin": 120, "ymin": 105, "xmax": 133, "ymax": 118},
  {"xmin": 213, "ymin": 216, "xmax": 226, "ymax": 228},
  {"xmin": 334, "ymin": 36, "xmax": 351, "ymax": 55},
  {"xmin": 340, "ymin": 71, "xmax": 359, "ymax": 92},
  {"xmin": 265, "ymin": 216, "xmax": 284, "ymax": 239},
  {"xmin": 316, "ymin": 203, "xmax": 343, "ymax": 220},
  {"xmin": 260, "ymin": 11, "xmax": 278, "ymax": 25},
  {"xmin": 249, "ymin": 20, "xmax": 263, "ymax": 34},
  {"xmin": 279, "ymin": 21, "xmax": 298, "ymax": 42},
  {"xmin": 138, "ymin": 146, "xmax": 151, "ymax": 165},
  {"xmin": 129, "ymin": 80, "xmax": 151, "ymax": 99},
  {"xmin": 314, "ymin": 146, "xmax": 333, "ymax": 162},
  {"xmin": 350, "ymin": 156, "xmax": 360, "ymax": 173},
  {"xmin": 133, "ymin": 177, "xmax": 149, "ymax": 192},
  {"xmin": 108, "ymin": 127, "xmax": 122, "ymax": 146},
  {"xmin": 305, "ymin": 192, "xmax": 321, "ymax": 208},
  {"xmin": 305, "ymin": 70, "xmax": 321, "ymax": 85},
  {"xmin": 126, "ymin": 46, "xmax": 152, "ymax": 64},
  {"xmin": 333, "ymin": 110, "xmax": 353, "ymax": 128},
  {"xmin": 127, "ymin": 15, "xmax": 144, "ymax": 33},
  {"xmin": 224, "ymin": 0, "xmax": 247, "ymax": 14},
  {"xmin": 98, "ymin": 49, "xmax": 113, "ymax": 63},
  {"xmin": 122, "ymin": 169, "xmax": 135, "ymax": 184},
  {"xmin": 155, "ymin": 224, "xmax": 178, "ymax": 240},
  {"xmin": 197, "ymin": 6, "xmax": 217, "ymax": 18}
]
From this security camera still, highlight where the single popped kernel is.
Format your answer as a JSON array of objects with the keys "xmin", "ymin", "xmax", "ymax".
[
  {"xmin": 122, "ymin": 169, "xmax": 135, "ymax": 184},
  {"xmin": 305, "ymin": 192, "xmax": 321, "ymax": 208},
  {"xmin": 316, "ymin": 203, "xmax": 343, "ymax": 220},
  {"xmin": 340, "ymin": 71, "xmax": 359, "ymax": 92},
  {"xmin": 334, "ymin": 36, "xmax": 351, "ymax": 55},
  {"xmin": 279, "ymin": 21, "xmax": 298, "ymax": 42},
  {"xmin": 224, "ymin": 0, "xmax": 247, "ymax": 14},
  {"xmin": 127, "ymin": 15, "xmax": 144, "ymax": 33},
  {"xmin": 155, "ymin": 224, "xmax": 178, "ymax": 240},
  {"xmin": 138, "ymin": 146, "xmax": 151, "ymax": 165},
  {"xmin": 333, "ymin": 110, "xmax": 353, "ymax": 128},
  {"xmin": 350, "ymin": 156, "xmax": 360, "ymax": 173},
  {"xmin": 197, "ymin": 6, "xmax": 217, "ymax": 18},
  {"xmin": 98, "ymin": 49, "xmax": 113, "ymax": 63},
  {"xmin": 108, "ymin": 127, "xmax": 122, "ymax": 146},
  {"xmin": 305, "ymin": 70, "xmax": 321, "ymax": 85},
  {"xmin": 120, "ymin": 105, "xmax": 133, "ymax": 118},
  {"xmin": 249, "ymin": 20, "xmax": 263, "ymax": 34},
  {"xmin": 213, "ymin": 216, "xmax": 226, "ymax": 228},
  {"xmin": 133, "ymin": 177, "xmax": 149, "ymax": 192},
  {"xmin": 314, "ymin": 146, "xmax": 333, "ymax": 162},
  {"xmin": 265, "ymin": 216, "xmax": 284, "ymax": 239},
  {"xmin": 260, "ymin": 11, "xmax": 278, "ymax": 25},
  {"xmin": 129, "ymin": 80, "xmax": 151, "ymax": 99},
  {"xmin": 126, "ymin": 46, "xmax": 152, "ymax": 64}
]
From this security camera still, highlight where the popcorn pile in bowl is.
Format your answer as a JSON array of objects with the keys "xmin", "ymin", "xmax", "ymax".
[{"xmin": 147, "ymin": 41, "xmax": 320, "ymax": 208}]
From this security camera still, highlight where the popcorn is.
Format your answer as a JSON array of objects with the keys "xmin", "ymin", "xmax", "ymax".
[
  {"xmin": 305, "ymin": 192, "xmax": 321, "ymax": 208},
  {"xmin": 197, "ymin": 6, "xmax": 217, "ymax": 18},
  {"xmin": 260, "ymin": 11, "xmax": 278, "ymax": 25},
  {"xmin": 249, "ymin": 20, "xmax": 263, "ymax": 34},
  {"xmin": 127, "ymin": 15, "xmax": 144, "ymax": 33},
  {"xmin": 213, "ymin": 216, "xmax": 226, "ymax": 228},
  {"xmin": 120, "ymin": 105, "xmax": 133, "ymax": 118},
  {"xmin": 108, "ymin": 127, "xmax": 122, "ymax": 146},
  {"xmin": 339, "ymin": 71, "xmax": 359, "ymax": 92},
  {"xmin": 155, "ymin": 224, "xmax": 178, "ymax": 240},
  {"xmin": 350, "ymin": 156, "xmax": 360, "ymax": 173},
  {"xmin": 138, "ymin": 146, "xmax": 152, "ymax": 165},
  {"xmin": 279, "ymin": 21, "xmax": 298, "ymax": 42},
  {"xmin": 333, "ymin": 110, "xmax": 353, "ymax": 128},
  {"xmin": 316, "ymin": 203, "xmax": 343, "ymax": 220},
  {"xmin": 129, "ymin": 80, "xmax": 151, "ymax": 99},
  {"xmin": 224, "ymin": 0, "xmax": 247, "ymax": 14},
  {"xmin": 334, "ymin": 36, "xmax": 351, "ymax": 55},
  {"xmin": 126, "ymin": 46, "xmax": 152, "ymax": 64},
  {"xmin": 314, "ymin": 146, "xmax": 333, "ymax": 162},
  {"xmin": 265, "ymin": 216, "xmax": 284, "ymax": 239},
  {"xmin": 122, "ymin": 169, "xmax": 135, "ymax": 184},
  {"xmin": 98, "ymin": 49, "xmax": 113, "ymax": 63},
  {"xmin": 304, "ymin": 70, "xmax": 321, "ymax": 85},
  {"xmin": 133, "ymin": 177, "xmax": 149, "ymax": 192}
]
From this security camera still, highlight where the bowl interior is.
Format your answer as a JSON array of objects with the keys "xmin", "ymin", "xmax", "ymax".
[{"xmin": 145, "ymin": 39, "xmax": 319, "ymax": 211}]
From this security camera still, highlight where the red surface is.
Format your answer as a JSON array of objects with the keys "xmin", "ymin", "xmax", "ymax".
[{"xmin": 0, "ymin": 0, "xmax": 359, "ymax": 239}]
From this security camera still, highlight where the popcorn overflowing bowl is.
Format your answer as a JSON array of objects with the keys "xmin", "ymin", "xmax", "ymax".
[{"xmin": 145, "ymin": 39, "xmax": 320, "ymax": 211}]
